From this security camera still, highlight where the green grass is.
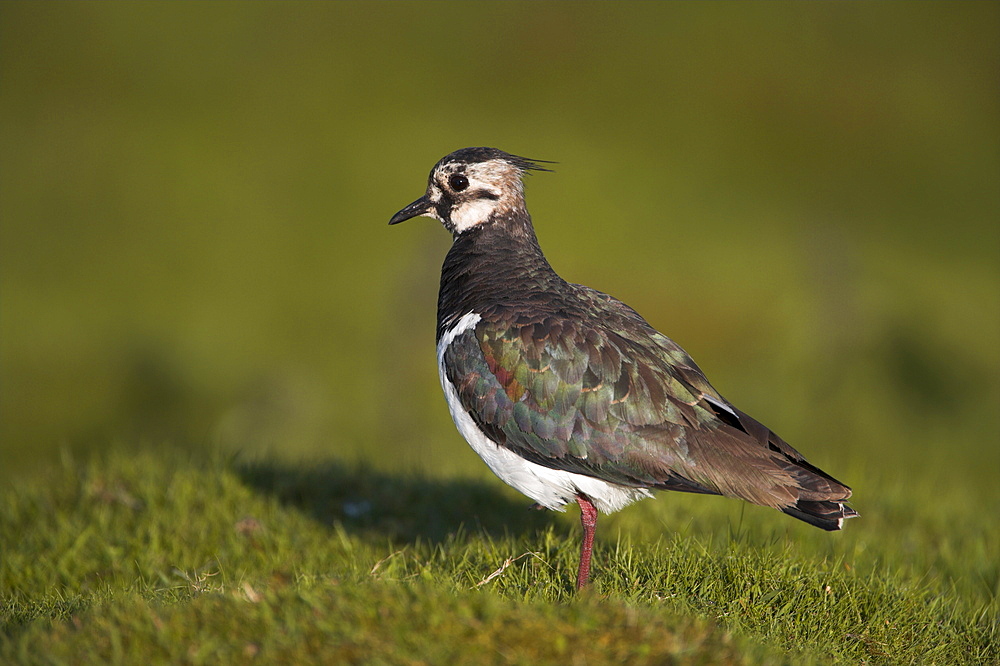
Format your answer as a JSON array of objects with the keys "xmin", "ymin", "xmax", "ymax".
[{"xmin": 2, "ymin": 449, "xmax": 996, "ymax": 664}]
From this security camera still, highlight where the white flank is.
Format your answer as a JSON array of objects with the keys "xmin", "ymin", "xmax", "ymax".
[{"xmin": 437, "ymin": 312, "xmax": 652, "ymax": 514}]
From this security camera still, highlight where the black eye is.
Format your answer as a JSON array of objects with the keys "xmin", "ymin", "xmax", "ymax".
[{"xmin": 449, "ymin": 174, "xmax": 469, "ymax": 192}]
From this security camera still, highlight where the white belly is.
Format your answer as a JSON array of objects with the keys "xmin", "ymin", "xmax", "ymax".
[{"xmin": 437, "ymin": 312, "xmax": 652, "ymax": 515}]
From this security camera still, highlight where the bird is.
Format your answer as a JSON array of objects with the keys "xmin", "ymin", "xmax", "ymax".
[{"xmin": 389, "ymin": 147, "xmax": 857, "ymax": 590}]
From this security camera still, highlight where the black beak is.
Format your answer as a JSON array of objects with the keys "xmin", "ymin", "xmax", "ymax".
[{"xmin": 389, "ymin": 195, "xmax": 433, "ymax": 225}]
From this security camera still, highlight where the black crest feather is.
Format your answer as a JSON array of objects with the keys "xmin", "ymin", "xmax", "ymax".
[{"xmin": 438, "ymin": 147, "xmax": 555, "ymax": 173}]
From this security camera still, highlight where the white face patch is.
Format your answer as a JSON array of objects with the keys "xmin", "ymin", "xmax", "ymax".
[
  {"xmin": 450, "ymin": 195, "xmax": 500, "ymax": 233},
  {"xmin": 431, "ymin": 158, "xmax": 525, "ymax": 234}
]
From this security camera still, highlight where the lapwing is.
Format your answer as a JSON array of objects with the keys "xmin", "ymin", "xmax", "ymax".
[{"xmin": 389, "ymin": 147, "xmax": 857, "ymax": 590}]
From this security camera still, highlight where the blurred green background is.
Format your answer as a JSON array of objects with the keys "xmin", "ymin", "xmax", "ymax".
[{"xmin": 1, "ymin": 2, "xmax": 997, "ymax": 493}]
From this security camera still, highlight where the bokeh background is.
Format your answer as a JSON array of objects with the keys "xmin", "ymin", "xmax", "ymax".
[{"xmin": 2, "ymin": 2, "xmax": 998, "ymax": 501}]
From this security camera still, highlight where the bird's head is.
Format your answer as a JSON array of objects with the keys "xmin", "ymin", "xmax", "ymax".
[{"xmin": 389, "ymin": 147, "xmax": 550, "ymax": 235}]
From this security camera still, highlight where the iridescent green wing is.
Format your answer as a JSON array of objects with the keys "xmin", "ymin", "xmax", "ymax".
[
  {"xmin": 444, "ymin": 300, "xmax": 852, "ymax": 508},
  {"xmin": 443, "ymin": 311, "xmax": 729, "ymax": 492}
]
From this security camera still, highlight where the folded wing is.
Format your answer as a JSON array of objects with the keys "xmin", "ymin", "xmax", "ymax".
[{"xmin": 443, "ymin": 308, "xmax": 855, "ymax": 529}]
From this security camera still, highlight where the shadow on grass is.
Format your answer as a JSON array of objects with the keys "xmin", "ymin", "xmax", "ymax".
[{"xmin": 236, "ymin": 460, "xmax": 552, "ymax": 545}]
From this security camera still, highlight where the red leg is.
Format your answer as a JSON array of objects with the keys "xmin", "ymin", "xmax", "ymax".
[{"xmin": 575, "ymin": 494, "xmax": 598, "ymax": 590}]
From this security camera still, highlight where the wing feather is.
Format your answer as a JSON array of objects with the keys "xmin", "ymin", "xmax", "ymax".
[{"xmin": 443, "ymin": 305, "xmax": 852, "ymax": 511}]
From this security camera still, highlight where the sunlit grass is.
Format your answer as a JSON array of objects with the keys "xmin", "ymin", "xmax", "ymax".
[{"xmin": 1, "ymin": 449, "xmax": 996, "ymax": 664}]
